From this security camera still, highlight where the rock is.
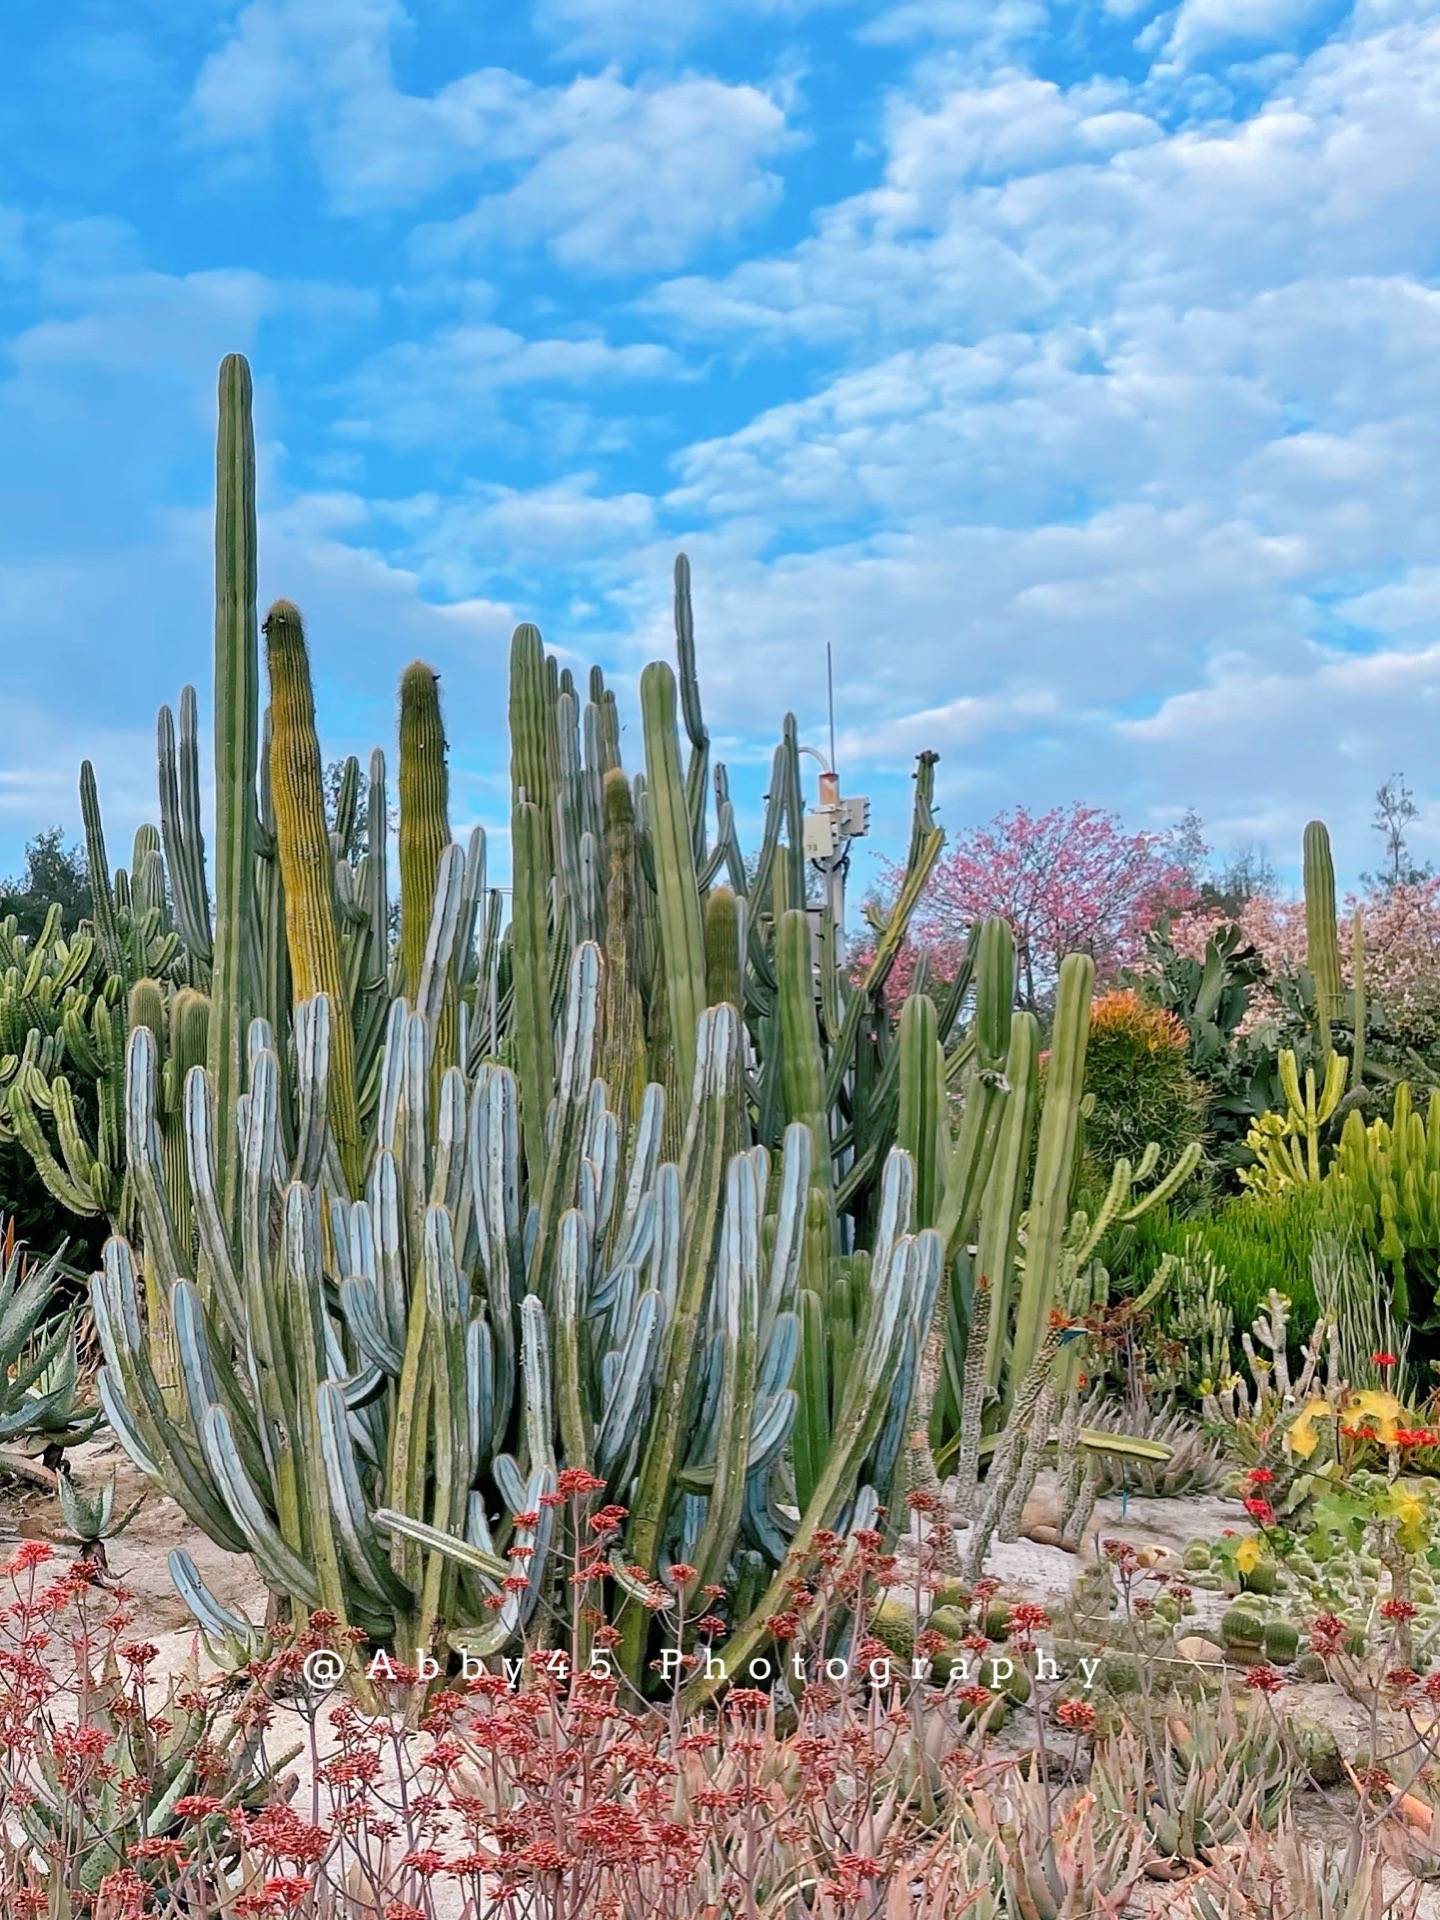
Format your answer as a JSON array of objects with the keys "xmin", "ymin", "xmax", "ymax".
[
  {"xmin": 1025, "ymin": 1524, "xmax": 1064, "ymax": 1547},
  {"xmin": 1174, "ymin": 1636, "xmax": 1222, "ymax": 1665}
]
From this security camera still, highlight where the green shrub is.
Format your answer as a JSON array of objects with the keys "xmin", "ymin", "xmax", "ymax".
[
  {"xmin": 1124, "ymin": 1185, "xmax": 1322, "ymax": 1334},
  {"xmin": 1076, "ymin": 990, "xmax": 1208, "ymax": 1177}
]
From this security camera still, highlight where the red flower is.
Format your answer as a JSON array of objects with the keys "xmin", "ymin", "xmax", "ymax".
[
  {"xmin": 1373, "ymin": 1352, "xmax": 1398, "ymax": 1369},
  {"xmin": 1056, "ymin": 1698, "xmax": 1097, "ymax": 1733},
  {"xmin": 1247, "ymin": 1468, "xmax": 1275, "ymax": 1486},
  {"xmin": 1243, "ymin": 1497, "xmax": 1276, "ymax": 1527},
  {"xmin": 1245, "ymin": 1664, "xmax": 1285, "ymax": 1694}
]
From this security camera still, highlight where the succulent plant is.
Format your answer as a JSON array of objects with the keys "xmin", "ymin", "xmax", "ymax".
[
  {"xmin": 0, "ymin": 1224, "xmax": 98, "ymax": 1467},
  {"xmin": 1092, "ymin": 1691, "xmax": 1292, "ymax": 1864},
  {"xmin": 1082, "ymin": 1398, "xmax": 1226, "ymax": 1499}
]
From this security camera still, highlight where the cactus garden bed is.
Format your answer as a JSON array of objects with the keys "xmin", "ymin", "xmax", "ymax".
[{"xmin": 6, "ymin": 353, "xmax": 1440, "ymax": 1914}]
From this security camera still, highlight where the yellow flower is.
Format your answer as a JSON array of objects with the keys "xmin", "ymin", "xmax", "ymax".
[
  {"xmin": 1235, "ymin": 1537, "xmax": 1262, "ymax": 1576},
  {"xmin": 1340, "ymin": 1390, "xmax": 1404, "ymax": 1448},
  {"xmin": 1287, "ymin": 1397, "xmax": 1335, "ymax": 1461}
]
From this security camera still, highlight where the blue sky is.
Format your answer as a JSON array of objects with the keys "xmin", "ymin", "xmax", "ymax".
[{"xmin": 3, "ymin": 0, "xmax": 1439, "ymax": 894}]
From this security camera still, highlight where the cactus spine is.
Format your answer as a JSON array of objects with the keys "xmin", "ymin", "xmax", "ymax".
[{"xmin": 264, "ymin": 600, "xmax": 362, "ymax": 1189}]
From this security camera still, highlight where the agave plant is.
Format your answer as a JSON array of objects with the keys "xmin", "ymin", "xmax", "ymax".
[
  {"xmin": 56, "ymin": 1468, "xmax": 148, "ymax": 1568},
  {"xmin": 1082, "ymin": 1396, "xmax": 1227, "ymax": 1499},
  {"xmin": 0, "ymin": 1223, "xmax": 98, "ymax": 1472}
]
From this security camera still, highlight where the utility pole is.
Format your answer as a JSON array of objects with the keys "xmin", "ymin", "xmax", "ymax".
[{"xmin": 800, "ymin": 644, "xmax": 869, "ymax": 961}]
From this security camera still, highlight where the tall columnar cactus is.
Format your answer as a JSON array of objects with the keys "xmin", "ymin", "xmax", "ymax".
[
  {"xmin": 1304, "ymin": 819, "xmax": 1342, "ymax": 1057},
  {"xmin": 264, "ymin": 601, "xmax": 363, "ymax": 1190},
  {"xmin": 1352, "ymin": 905, "xmax": 1367, "ymax": 1086},
  {"xmin": 398, "ymin": 663, "xmax": 451, "ymax": 1002},
  {"xmin": 1009, "ymin": 952, "xmax": 1094, "ymax": 1397},
  {"xmin": 897, "ymin": 991, "xmax": 943, "ymax": 1232},
  {"xmin": 900, "ymin": 917, "xmax": 1014, "ymax": 1530},
  {"xmin": 641, "ymin": 662, "xmax": 707, "ymax": 1109},
  {"xmin": 398, "ymin": 661, "xmax": 456, "ymax": 1080},
  {"xmin": 508, "ymin": 622, "xmax": 557, "ymax": 835},
  {"xmin": 208, "ymin": 354, "xmax": 260, "ymax": 1219},
  {"xmin": 777, "ymin": 908, "xmax": 832, "ymax": 1196},
  {"xmin": 978, "ymin": 1011, "xmax": 1040, "ymax": 1393}
]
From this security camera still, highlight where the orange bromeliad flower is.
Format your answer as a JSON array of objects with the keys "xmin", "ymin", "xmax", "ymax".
[{"xmin": 1088, "ymin": 989, "xmax": 1189, "ymax": 1053}]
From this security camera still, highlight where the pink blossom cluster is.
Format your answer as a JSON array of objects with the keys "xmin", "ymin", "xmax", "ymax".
[
  {"xmin": 872, "ymin": 803, "xmax": 1198, "ymax": 1007},
  {"xmin": 1168, "ymin": 878, "xmax": 1440, "ymax": 1036}
]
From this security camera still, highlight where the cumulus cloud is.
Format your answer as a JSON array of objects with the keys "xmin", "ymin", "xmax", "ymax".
[{"xmin": 191, "ymin": 0, "xmax": 796, "ymax": 271}]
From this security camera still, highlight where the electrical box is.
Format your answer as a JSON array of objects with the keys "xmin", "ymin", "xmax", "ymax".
[
  {"xmin": 840, "ymin": 796, "xmax": 870, "ymax": 838},
  {"xmin": 803, "ymin": 809, "xmax": 841, "ymax": 861}
]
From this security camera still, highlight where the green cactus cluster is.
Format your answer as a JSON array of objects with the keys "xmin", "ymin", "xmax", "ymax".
[{"xmin": 67, "ymin": 352, "xmax": 1211, "ymax": 1691}]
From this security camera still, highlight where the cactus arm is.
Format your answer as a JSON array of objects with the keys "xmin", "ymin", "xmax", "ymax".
[
  {"xmin": 510, "ymin": 799, "xmax": 554, "ymax": 1190},
  {"xmin": 1352, "ymin": 906, "xmax": 1367, "ymax": 1084},
  {"xmin": 672, "ymin": 554, "xmax": 710, "ymax": 862},
  {"xmin": 621, "ymin": 1006, "xmax": 737, "ymax": 1677},
  {"xmin": 690, "ymin": 1152, "xmax": 762, "ymax": 1589},
  {"xmin": 777, "ymin": 908, "xmax": 833, "ymax": 1194},
  {"xmin": 399, "ymin": 662, "xmax": 454, "ymax": 1072},
  {"xmin": 979, "ymin": 1012, "xmax": 1039, "ymax": 1391}
]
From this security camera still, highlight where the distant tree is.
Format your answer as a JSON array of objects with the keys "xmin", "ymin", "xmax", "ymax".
[
  {"xmin": 1202, "ymin": 841, "xmax": 1279, "ymax": 916},
  {"xmin": 1165, "ymin": 807, "xmax": 1211, "ymax": 894},
  {"xmin": 886, "ymin": 803, "xmax": 1198, "ymax": 1011},
  {"xmin": 1362, "ymin": 773, "xmax": 1433, "ymax": 894},
  {"xmin": 0, "ymin": 827, "xmax": 91, "ymax": 938}
]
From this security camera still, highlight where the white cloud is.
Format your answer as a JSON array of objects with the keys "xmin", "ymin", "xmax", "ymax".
[
  {"xmin": 533, "ymin": 0, "xmax": 835, "ymax": 54},
  {"xmin": 857, "ymin": 0, "xmax": 1048, "ymax": 51},
  {"xmin": 652, "ymin": 13, "xmax": 1440, "ymax": 340},
  {"xmin": 1163, "ymin": 0, "xmax": 1334, "ymax": 64},
  {"xmin": 381, "ymin": 477, "xmax": 656, "ymax": 594},
  {"xmin": 417, "ymin": 75, "xmax": 796, "ymax": 274},
  {"xmin": 341, "ymin": 321, "xmax": 685, "ymax": 446},
  {"xmin": 191, "ymin": 1, "xmax": 796, "ymax": 272}
]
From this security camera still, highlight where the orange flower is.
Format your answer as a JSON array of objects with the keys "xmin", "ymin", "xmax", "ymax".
[{"xmin": 1088, "ymin": 989, "xmax": 1188, "ymax": 1053}]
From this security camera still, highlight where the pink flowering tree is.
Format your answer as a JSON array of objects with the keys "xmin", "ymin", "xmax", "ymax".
[
  {"xmin": 879, "ymin": 803, "xmax": 1199, "ymax": 1010},
  {"xmin": 1170, "ymin": 877, "xmax": 1440, "ymax": 1044}
]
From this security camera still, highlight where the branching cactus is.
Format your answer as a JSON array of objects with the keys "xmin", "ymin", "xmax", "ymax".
[{"xmin": 93, "ymin": 914, "xmax": 942, "ymax": 1696}]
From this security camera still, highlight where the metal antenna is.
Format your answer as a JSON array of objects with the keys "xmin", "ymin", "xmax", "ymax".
[{"xmin": 826, "ymin": 641, "xmax": 837, "ymax": 777}]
